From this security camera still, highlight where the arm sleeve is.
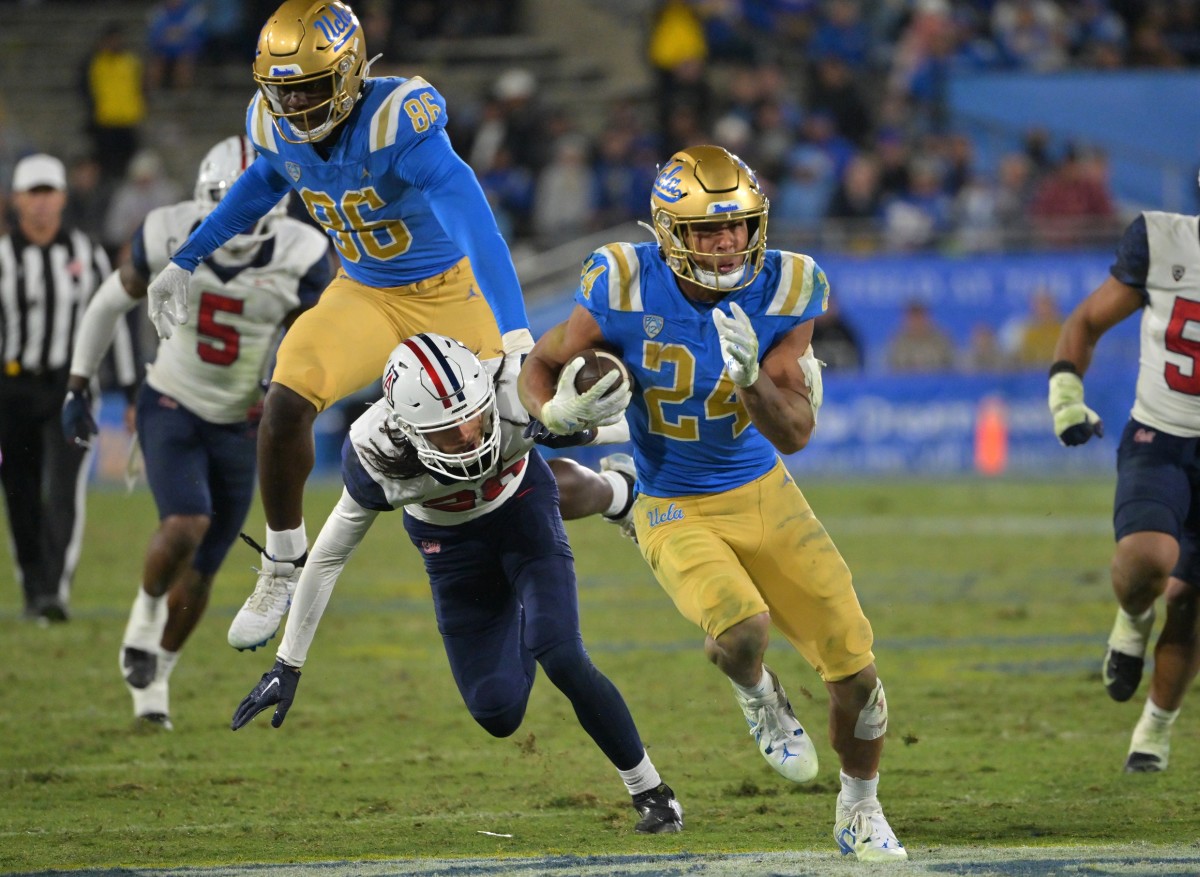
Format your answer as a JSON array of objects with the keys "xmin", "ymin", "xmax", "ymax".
[
  {"xmin": 1110, "ymin": 214, "xmax": 1150, "ymax": 292},
  {"xmin": 399, "ymin": 131, "xmax": 530, "ymax": 334},
  {"xmin": 88, "ymin": 243, "xmax": 139, "ymax": 392},
  {"xmin": 70, "ymin": 269, "xmax": 140, "ymax": 378},
  {"xmin": 276, "ymin": 488, "xmax": 378, "ymax": 667},
  {"xmin": 169, "ymin": 158, "xmax": 293, "ymax": 271}
]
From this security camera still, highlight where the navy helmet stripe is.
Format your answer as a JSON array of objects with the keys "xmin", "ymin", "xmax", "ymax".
[{"xmin": 414, "ymin": 333, "xmax": 466, "ymax": 403}]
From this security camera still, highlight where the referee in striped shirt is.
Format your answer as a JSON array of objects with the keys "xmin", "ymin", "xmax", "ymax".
[{"xmin": 0, "ymin": 153, "xmax": 136, "ymax": 622}]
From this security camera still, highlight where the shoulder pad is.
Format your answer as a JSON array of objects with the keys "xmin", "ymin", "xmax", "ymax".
[
  {"xmin": 765, "ymin": 252, "xmax": 828, "ymax": 317},
  {"xmin": 591, "ymin": 242, "xmax": 643, "ymax": 313},
  {"xmin": 368, "ymin": 76, "xmax": 445, "ymax": 153},
  {"xmin": 247, "ymin": 94, "xmax": 279, "ymax": 154}
]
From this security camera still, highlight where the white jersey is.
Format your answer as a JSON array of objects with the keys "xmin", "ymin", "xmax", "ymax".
[
  {"xmin": 345, "ymin": 377, "xmax": 535, "ymax": 525},
  {"xmin": 140, "ymin": 201, "xmax": 329, "ymax": 423},
  {"xmin": 1132, "ymin": 211, "xmax": 1200, "ymax": 437}
]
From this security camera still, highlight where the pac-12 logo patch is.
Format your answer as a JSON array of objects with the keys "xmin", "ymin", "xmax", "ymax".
[
  {"xmin": 643, "ymin": 315, "xmax": 663, "ymax": 338},
  {"xmin": 1173, "ymin": 264, "xmax": 1186, "ymax": 281},
  {"xmin": 285, "ymin": 161, "xmax": 302, "ymax": 182}
]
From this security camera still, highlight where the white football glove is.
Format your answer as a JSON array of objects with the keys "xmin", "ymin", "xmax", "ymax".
[
  {"xmin": 540, "ymin": 356, "xmax": 632, "ymax": 435},
  {"xmin": 497, "ymin": 328, "xmax": 536, "ymax": 425},
  {"xmin": 797, "ymin": 344, "xmax": 825, "ymax": 426},
  {"xmin": 712, "ymin": 301, "xmax": 760, "ymax": 388},
  {"xmin": 1048, "ymin": 370, "xmax": 1104, "ymax": 446},
  {"xmin": 147, "ymin": 262, "xmax": 193, "ymax": 339}
]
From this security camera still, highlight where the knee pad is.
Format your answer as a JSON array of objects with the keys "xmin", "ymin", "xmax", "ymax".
[
  {"xmin": 473, "ymin": 701, "xmax": 527, "ymax": 738},
  {"xmin": 854, "ymin": 679, "xmax": 888, "ymax": 741}
]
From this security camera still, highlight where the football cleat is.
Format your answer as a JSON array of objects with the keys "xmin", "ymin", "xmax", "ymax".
[
  {"xmin": 1103, "ymin": 607, "xmax": 1154, "ymax": 702},
  {"xmin": 834, "ymin": 794, "xmax": 907, "ymax": 862},
  {"xmin": 129, "ymin": 671, "xmax": 171, "ymax": 731},
  {"xmin": 1103, "ymin": 648, "xmax": 1144, "ymax": 702},
  {"xmin": 228, "ymin": 550, "xmax": 305, "ymax": 651},
  {"xmin": 632, "ymin": 783, "xmax": 683, "ymax": 834},
  {"xmin": 600, "ymin": 453, "xmax": 638, "ymax": 541},
  {"xmin": 1124, "ymin": 709, "xmax": 1172, "ymax": 773},
  {"xmin": 120, "ymin": 646, "xmax": 158, "ymax": 690},
  {"xmin": 732, "ymin": 665, "xmax": 819, "ymax": 783}
]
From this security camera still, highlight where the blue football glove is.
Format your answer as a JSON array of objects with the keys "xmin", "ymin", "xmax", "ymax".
[
  {"xmin": 61, "ymin": 387, "xmax": 98, "ymax": 449},
  {"xmin": 231, "ymin": 659, "xmax": 301, "ymax": 730},
  {"xmin": 523, "ymin": 418, "xmax": 597, "ymax": 448}
]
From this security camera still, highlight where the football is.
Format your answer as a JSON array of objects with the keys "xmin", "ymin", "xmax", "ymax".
[{"xmin": 572, "ymin": 348, "xmax": 630, "ymax": 398}]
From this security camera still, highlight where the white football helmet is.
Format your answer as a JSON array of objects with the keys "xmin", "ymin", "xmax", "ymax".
[
  {"xmin": 194, "ymin": 135, "xmax": 287, "ymax": 256},
  {"xmin": 382, "ymin": 334, "xmax": 500, "ymax": 481}
]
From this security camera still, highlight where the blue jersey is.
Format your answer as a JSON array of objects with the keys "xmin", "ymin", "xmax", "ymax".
[
  {"xmin": 576, "ymin": 242, "xmax": 828, "ymax": 496},
  {"xmin": 170, "ymin": 76, "xmax": 528, "ymax": 334}
]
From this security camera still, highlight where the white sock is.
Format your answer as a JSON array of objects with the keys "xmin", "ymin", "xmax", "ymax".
[
  {"xmin": 733, "ymin": 666, "xmax": 775, "ymax": 701},
  {"xmin": 158, "ymin": 649, "xmax": 180, "ymax": 683},
  {"xmin": 599, "ymin": 470, "xmax": 630, "ymax": 517},
  {"xmin": 618, "ymin": 751, "xmax": 662, "ymax": 796},
  {"xmin": 122, "ymin": 588, "xmax": 166, "ymax": 650},
  {"xmin": 266, "ymin": 524, "xmax": 307, "ymax": 562},
  {"xmin": 1109, "ymin": 606, "xmax": 1155, "ymax": 654},
  {"xmin": 1143, "ymin": 697, "xmax": 1180, "ymax": 726},
  {"xmin": 839, "ymin": 769, "xmax": 879, "ymax": 808}
]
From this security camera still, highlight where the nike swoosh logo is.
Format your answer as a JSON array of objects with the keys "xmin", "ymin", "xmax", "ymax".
[{"xmin": 263, "ymin": 677, "xmax": 280, "ymax": 696}]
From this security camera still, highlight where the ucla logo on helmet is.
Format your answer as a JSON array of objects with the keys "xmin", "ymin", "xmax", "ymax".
[
  {"xmin": 653, "ymin": 164, "xmax": 685, "ymax": 203},
  {"xmin": 314, "ymin": 5, "xmax": 358, "ymax": 50},
  {"xmin": 643, "ymin": 315, "xmax": 663, "ymax": 338},
  {"xmin": 269, "ymin": 64, "xmax": 304, "ymax": 76}
]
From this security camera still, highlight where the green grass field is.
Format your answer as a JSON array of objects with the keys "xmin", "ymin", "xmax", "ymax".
[{"xmin": 2, "ymin": 475, "xmax": 1194, "ymax": 872}]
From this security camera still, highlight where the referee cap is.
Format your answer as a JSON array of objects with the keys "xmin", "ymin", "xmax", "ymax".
[{"xmin": 12, "ymin": 154, "xmax": 67, "ymax": 193}]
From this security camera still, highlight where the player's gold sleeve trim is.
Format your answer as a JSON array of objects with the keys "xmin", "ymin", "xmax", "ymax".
[
  {"xmin": 248, "ymin": 95, "xmax": 279, "ymax": 154},
  {"xmin": 600, "ymin": 242, "xmax": 643, "ymax": 312},
  {"xmin": 767, "ymin": 252, "xmax": 817, "ymax": 317},
  {"xmin": 369, "ymin": 76, "xmax": 433, "ymax": 152}
]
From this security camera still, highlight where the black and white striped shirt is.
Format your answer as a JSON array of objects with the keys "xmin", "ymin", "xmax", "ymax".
[{"xmin": 0, "ymin": 227, "xmax": 135, "ymax": 384}]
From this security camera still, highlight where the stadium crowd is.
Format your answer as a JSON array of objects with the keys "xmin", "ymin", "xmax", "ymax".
[{"xmin": 1, "ymin": 0, "xmax": 1196, "ymax": 261}]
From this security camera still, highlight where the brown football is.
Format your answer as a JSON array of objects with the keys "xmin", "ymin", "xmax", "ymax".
[{"xmin": 572, "ymin": 348, "xmax": 630, "ymax": 398}]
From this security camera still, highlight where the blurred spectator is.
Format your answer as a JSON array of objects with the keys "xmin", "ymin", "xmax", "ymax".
[
  {"xmin": 811, "ymin": 296, "xmax": 863, "ymax": 371},
  {"xmin": 1029, "ymin": 144, "xmax": 1115, "ymax": 246},
  {"xmin": 647, "ymin": 1, "xmax": 714, "ymax": 141},
  {"xmin": 994, "ymin": 152, "xmax": 1037, "ymax": 245},
  {"xmin": 882, "ymin": 157, "xmax": 953, "ymax": 251},
  {"xmin": 806, "ymin": 55, "xmax": 872, "ymax": 146},
  {"xmin": 63, "ymin": 154, "xmax": 114, "ymax": 246},
  {"xmin": 774, "ymin": 145, "xmax": 835, "ymax": 234},
  {"xmin": 887, "ymin": 300, "xmax": 957, "ymax": 373},
  {"xmin": 81, "ymin": 23, "xmax": 146, "ymax": 187},
  {"xmin": 532, "ymin": 134, "xmax": 595, "ymax": 247},
  {"xmin": 466, "ymin": 68, "xmax": 549, "ymax": 178},
  {"xmin": 960, "ymin": 323, "xmax": 1012, "ymax": 373},
  {"xmin": 102, "ymin": 150, "xmax": 182, "ymax": 255},
  {"xmin": 808, "ymin": 0, "xmax": 871, "ymax": 69},
  {"xmin": 991, "ymin": 0, "xmax": 1069, "ymax": 71},
  {"xmin": 146, "ymin": 0, "xmax": 208, "ymax": 92},
  {"xmin": 1008, "ymin": 287, "xmax": 1064, "ymax": 367}
]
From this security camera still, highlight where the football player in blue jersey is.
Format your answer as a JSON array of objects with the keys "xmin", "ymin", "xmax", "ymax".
[
  {"xmin": 519, "ymin": 146, "xmax": 906, "ymax": 862},
  {"xmin": 143, "ymin": 0, "xmax": 534, "ymax": 653}
]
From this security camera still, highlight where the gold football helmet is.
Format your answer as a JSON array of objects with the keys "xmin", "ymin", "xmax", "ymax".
[
  {"xmin": 650, "ymin": 145, "xmax": 769, "ymax": 293},
  {"xmin": 253, "ymin": 0, "xmax": 367, "ymax": 144}
]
